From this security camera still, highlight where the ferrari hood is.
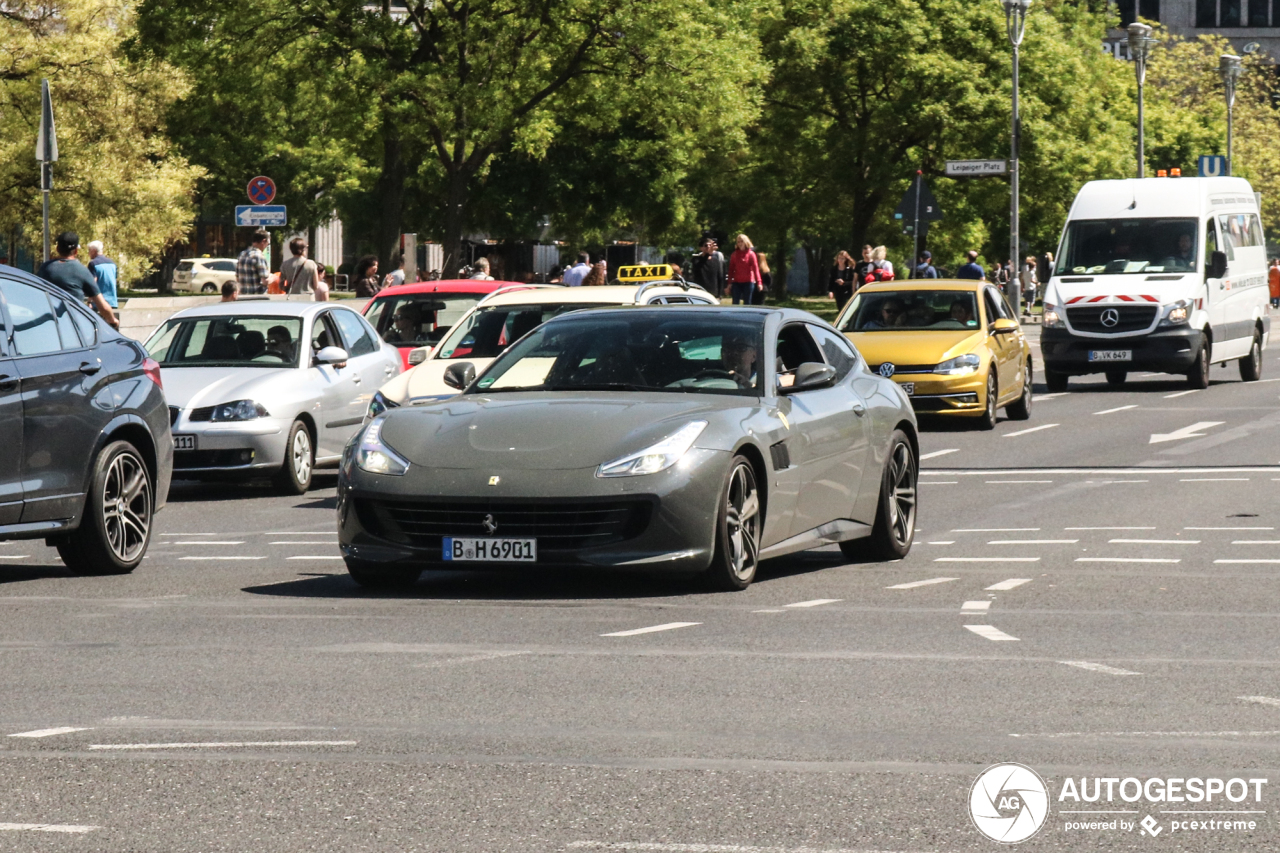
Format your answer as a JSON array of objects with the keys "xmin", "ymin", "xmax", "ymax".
[
  {"xmin": 845, "ymin": 330, "xmax": 986, "ymax": 368},
  {"xmin": 378, "ymin": 393, "xmax": 738, "ymax": 470}
]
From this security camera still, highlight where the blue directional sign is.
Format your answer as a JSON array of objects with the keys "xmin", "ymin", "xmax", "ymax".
[
  {"xmin": 235, "ymin": 205, "xmax": 287, "ymax": 227},
  {"xmin": 1198, "ymin": 155, "xmax": 1227, "ymax": 178}
]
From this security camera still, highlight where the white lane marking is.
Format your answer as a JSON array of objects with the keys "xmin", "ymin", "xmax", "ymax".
[
  {"xmin": 1109, "ymin": 538, "xmax": 1200, "ymax": 545},
  {"xmin": 568, "ymin": 843, "xmax": 884, "ymax": 853},
  {"xmin": 885, "ymin": 577, "xmax": 959, "ymax": 589},
  {"xmin": 1187, "ymin": 526, "xmax": 1274, "ymax": 530},
  {"xmin": 87, "ymin": 740, "xmax": 358, "ymax": 750},
  {"xmin": 0, "ymin": 823, "xmax": 99, "ymax": 834},
  {"xmin": 1076, "ymin": 557, "xmax": 1180, "ymax": 563},
  {"xmin": 920, "ymin": 448, "xmax": 959, "ymax": 460},
  {"xmin": 953, "ymin": 528, "xmax": 1039, "ymax": 532},
  {"xmin": 8, "ymin": 727, "xmax": 89, "ymax": 738},
  {"xmin": 752, "ymin": 609, "xmax": 786, "ymax": 614},
  {"xmin": 1067, "ymin": 526, "xmax": 1156, "ymax": 531},
  {"xmin": 924, "ymin": 466, "xmax": 1279, "ymax": 475},
  {"xmin": 1004, "ymin": 423, "xmax": 1059, "ymax": 438},
  {"xmin": 266, "ymin": 531, "xmax": 337, "ymax": 535},
  {"xmin": 1180, "ymin": 477, "xmax": 1249, "ymax": 482},
  {"xmin": 1232, "ymin": 540, "xmax": 1280, "ymax": 545},
  {"xmin": 965, "ymin": 625, "xmax": 1020, "ymax": 641},
  {"xmin": 935, "ymin": 557, "xmax": 1040, "ymax": 563},
  {"xmin": 270, "ymin": 541, "xmax": 338, "ymax": 545},
  {"xmin": 784, "ymin": 599, "xmax": 842, "ymax": 609},
  {"xmin": 286, "ymin": 556, "xmax": 345, "ymax": 560},
  {"xmin": 159, "ymin": 533, "xmax": 215, "ymax": 537},
  {"xmin": 922, "ymin": 481, "xmax": 958, "ymax": 485},
  {"xmin": 1094, "ymin": 404, "xmax": 1138, "ymax": 415},
  {"xmin": 178, "ymin": 557, "xmax": 265, "ymax": 561},
  {"xmin": 1215, "ymin": 559, "xmax": 1280, "ymax": 564},
  {"xmin": 1089, "ymin": 479, "xmax": 1148, "ymax": 484},
  {"xmin": 1163, "ymin": 389, "xmax": 1201, "ymax": 398},
  {"xmin": 1060, "ymin": 661, "xmax": 1142, "ymax": 676},
  {"xmin": 987, "ymin": 539, "xmax": 1078, "ymax": 545},
  {"xmin": 926, "ymin": 540, "xmax": 955, "ymax": 545},
  {"xmin": 412, "ymin": 651, "xmax": 530, "ymax": 668},
  {"xmin": 175, "ymin": 541, "xmax": 245, "ymax": 546},
  {"xmin": 1012, "ymin": 730, "xmax": 1280, "ymax": 739},
  {"xmin": 984, "ymin": 480, "xmax": 1053, "ymax": 484},
  {"xmin": 986, "ymin": 578, "xmax": 1032, "ymax": 591},
  {"xmin": 1241, "ymin": 695, "xmax": 1280, "ymax": 708},
  {"xmin": 601, "ymin": 622, "xmax": 701, "ymax": 637},
  {"xmin": 961, "ymin": 601, "xmax": 991, "ymax": 613},
  {"xmin": 0, "ymin": 556, "xmax": 29, "ymax": 560},
  {"xmin": 1149, "ymin": 421, "xmax": 1224, "ymax": 444},
  {"xmin": 1032, "ymin": 392, "xmax": 1068, "ymax": 401}
]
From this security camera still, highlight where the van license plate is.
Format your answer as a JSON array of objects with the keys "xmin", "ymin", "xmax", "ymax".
[
  {"xmin": 443, "ymin": 537, "xmax": 536, "ymax": 562},
  {"xmin": 173, "ymin": 434, "xmax": 197, "ymax": 451},
  {"xmin": 1088, "ymin": 350, "xmax": 1132, "ymax": 362},
  {"xmin": 900, "ymin": 382, "xmax": 915, "ymax": 395}
]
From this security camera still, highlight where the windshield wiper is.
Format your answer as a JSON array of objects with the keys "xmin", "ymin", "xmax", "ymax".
[{"xmin": 543, "ymin": 383, "xmax": 658, "ymax": 392}]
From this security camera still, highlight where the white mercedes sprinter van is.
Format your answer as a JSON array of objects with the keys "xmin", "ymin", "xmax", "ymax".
[{"xmin": 1040, "ymin": 176, "xmax": 1269, "ymax": 391}]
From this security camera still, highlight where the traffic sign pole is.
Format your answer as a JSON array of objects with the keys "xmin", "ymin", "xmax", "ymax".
[{"xmin": 912, "ymin": 171, "xmax": 921, "ymax": 277}]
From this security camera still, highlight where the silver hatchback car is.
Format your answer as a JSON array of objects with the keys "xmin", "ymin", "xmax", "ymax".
[{"xmin": 145, "ymin": 301, "xmax": 401, "ymax": 492}]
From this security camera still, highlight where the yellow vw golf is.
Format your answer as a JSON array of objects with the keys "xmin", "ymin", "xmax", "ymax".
[{"xmin": 834, "ymin": 281, "xmax": 1033, "ymax": 429}]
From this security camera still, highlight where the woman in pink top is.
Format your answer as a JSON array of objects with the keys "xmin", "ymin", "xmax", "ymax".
[{"xmin": 727, "ymin": 234, "xmax": 762, "ymax": 305}]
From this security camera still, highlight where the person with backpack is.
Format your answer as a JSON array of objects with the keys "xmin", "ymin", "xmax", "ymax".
[{"xmin": 280, "ymin": 237, "xmax": 319, "ymax": 296}]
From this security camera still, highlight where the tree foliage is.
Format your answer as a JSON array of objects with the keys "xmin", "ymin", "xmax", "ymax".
[{"xmin": 0, "ymin": 0, "xmax": 202, "ymax": 282}]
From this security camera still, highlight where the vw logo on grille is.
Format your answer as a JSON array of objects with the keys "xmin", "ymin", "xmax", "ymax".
[
  {"xmin": 482, "ymin": 514, "xmax": 498, "ymax": 534},
  {"xmin": 879, "ymin": 362, "xmax": 896, "ymax": 378},
  {"xmin": 1100, "ymin": 308, "xmax": 1121, "ymax": 328}
]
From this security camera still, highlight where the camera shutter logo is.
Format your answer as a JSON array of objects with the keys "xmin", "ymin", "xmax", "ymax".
[
  {"xmin": 1100, "ymin": 308, "xmax": 1120, "ymax": 328},
  {"xmin": 969, "ymin": 763, "xmax": 1049, "ymax": 844},
  {"xmin": 879, "ymin": 362, "xmax": 896, "ymax": 378}
]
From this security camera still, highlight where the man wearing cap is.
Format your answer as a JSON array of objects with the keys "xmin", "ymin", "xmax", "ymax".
[
  {"xmin": 37, "ymin": 231, "xmax": 119, "ymax": 329},
  {"xmin": 913, "ymin": 251, "xmax": 939, "ymax": 280},
  {"xmin": 86, "ymin": 240, "xmax": 119, "ymax": 308}
]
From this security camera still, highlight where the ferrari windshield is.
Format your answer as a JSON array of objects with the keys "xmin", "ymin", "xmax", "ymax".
[
  {"xmin": 838, "ymin": 290, "xmax": 981, "ymax": 332},
  {"xmin": 471, "ymin": 313, "xmax": 766, "ymax": 396},
  {"xmin": 1056, "ymin": 218, "xmax": 1199, "ymax": 274}
]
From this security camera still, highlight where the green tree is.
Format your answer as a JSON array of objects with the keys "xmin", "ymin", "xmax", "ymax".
[{"xmin": 0, "ymin": 0, "xmax": 202, "ymax": 282}]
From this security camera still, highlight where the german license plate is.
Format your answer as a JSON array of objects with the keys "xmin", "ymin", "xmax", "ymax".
[
  {"xmin": 1088, "ymin": 350, "xmax": 1132, "ymax": 363},
  {"xmin": 900, "ymin": 382, "xmax": 915, "ymax": 395},
  {"xmin": 173, "ymin": 434, "xmax": 197, "ymax": 451},
  {"xmin": 443, "ymin": 537, "xmax": 536, "ymax": 562}
]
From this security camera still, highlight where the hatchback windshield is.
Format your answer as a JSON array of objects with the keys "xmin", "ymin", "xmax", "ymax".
[
  {"xmin": 145, "ymin": 316, "xmax": 305, "ymax": 368},
  {"xmin": 1055, "ymin": 218, "xmax": 1199, "ymax": 275},
  {"xmin": 435, "ymin": 302, "xmax": 607, "ymax": 360},
  {"xmin": 472, "ymin": 313, "xmax": 766, "ymax": 396},
  {"xmin": 838, "ymin": 290, "xmax": 981, "ymax": 332},
  {"xmin": 364, "ymin": 292, "xmax": 487, "ymax": 348}
]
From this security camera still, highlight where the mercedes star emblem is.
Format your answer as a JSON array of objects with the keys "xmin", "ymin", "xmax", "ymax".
[
  {"xmin": 1100, "ymin": 308, "xmax": 1120, "ymax": 328},
  {"xmin": 879, "ymin": 363, "xmax": 896, "ymax": 378}
]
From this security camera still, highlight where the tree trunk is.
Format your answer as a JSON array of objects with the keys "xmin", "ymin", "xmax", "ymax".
[
  {"xmin": 374, "ymin": 121, "xmax": 407, "ymax": 277},
  {"xmin": 441, "ymin": 168, "xmax": 469, "ymax": 277}
]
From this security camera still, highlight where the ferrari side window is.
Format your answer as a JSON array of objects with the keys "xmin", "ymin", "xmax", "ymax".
[
  {"xmin": 808, "ymin": 325, "xmax": 857, "ymax": 381},
  {"xmin": 775, "ymin": 323, "xmax": 825, "ymax": 389}
]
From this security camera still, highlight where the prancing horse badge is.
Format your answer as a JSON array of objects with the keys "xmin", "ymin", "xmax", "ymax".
[{"xmin": 488, "ymin": 476, "xmax": 500, "ymax": 486}]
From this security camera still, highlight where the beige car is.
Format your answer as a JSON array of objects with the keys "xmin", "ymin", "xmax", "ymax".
[
  {"xmin": 366, "ymin": 282, "xmax": 718, "ymax": 417},
  {"xmin": 172, "ymin": 257, "xmax": 239, "ymax": 294}
]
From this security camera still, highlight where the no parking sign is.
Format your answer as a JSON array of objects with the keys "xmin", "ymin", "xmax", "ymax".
[{"xmin": 247, "ymin": 176, "xmax": 276, "ymax": 205}]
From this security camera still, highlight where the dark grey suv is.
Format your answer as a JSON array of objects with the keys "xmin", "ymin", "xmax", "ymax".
[{"xmin": 0, "ymin": 268, "xmax": 172, "ymax": 574}]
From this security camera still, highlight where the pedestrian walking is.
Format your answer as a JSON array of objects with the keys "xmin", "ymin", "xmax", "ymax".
[
  {"xmin": 1269, "ymin": 259, "xmax": 1280, "ymax": 308},
  {"xmin": 912, "ymin": 251, "xmax": 939, "ymax": 279},
  {"xmin": 873, "ymin": 246, "xmax": 894, "ymax": 279},
  {"xmin": 581, "ymin": 262, "xmax": 607, "ymax": 287},
  {"xmin": 1020, "ymin": 255, "xmax": 1039, "ymax": 315},
  {"xmin": 853, "ymin": 245, "xmax": 876, "ymax": 285},
  {"xmin": 36, "ymin": 231, "xmax": 119, "ymax": 329},
  {"xmin": 236, "ymin": 229, "xmax": 271, "ymax": 295},
  {"xmin": 383, "ymin": 254, "xmax": 406, "ymax": 289},
  {"xmin": 752, "ymin": 252, "xmax": 772, "ymax": 305},
  {"xmin": 281, "ymin": 237, "xmax": 319, "ymax": 296},
  {"xmin": 727, "ymin": 234, "xmax": 762, "ymax": 305},
  {"xmin": 828, "ymin": 250, "xmax": 856, "ymax": 309},
  {"xmin": 314, "ymin": 265, "xmax": 330, "ymax": 302},
  {"xmin": 956, "ymin": 250, "xmax": 985, "ymax": 281},
  {"xmin": 353, "ymin": 255, "xmax": 381, "ymax": 298},
  {"xmin": 85, "ymin": 240, "xmax": 118, "ymax": 308},
  {"xmin": 563, "ymin": 252, "xmax": 591, "ymax": 287},
  {"xmin": 469, "ymin": 257, "xmax": 494, "ymax": 280}
]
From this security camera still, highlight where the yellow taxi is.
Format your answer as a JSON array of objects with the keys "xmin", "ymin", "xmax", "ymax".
[{"xmin": 833, "ymin": 280, "xmax": 1033, "ymax": 429}]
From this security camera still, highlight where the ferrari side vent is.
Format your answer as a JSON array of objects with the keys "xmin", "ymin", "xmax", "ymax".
[{"xmin": 769, "ymin": 440, "xmax": 791, "ymax": 471}]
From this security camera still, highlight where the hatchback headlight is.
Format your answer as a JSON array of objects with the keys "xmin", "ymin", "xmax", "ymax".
[
  {"xmin": 355, "ymin": 418, "xmax": 409, "ymax": 476},
  {"xmin": 597, "ymin": 421, "xmax": 707, "ymax": 478},
  {"xmin": 1159, "ymin": 299, "xmax": 1193, "ymax": 327},
  {"xmin": 211, "ymin": 400, "xmax": 269, "ymax": 421},
  {"xmin": 934, "ymin": 354, "xmax": 981, "ymax": 376},
  {"xmin": 366, "ymin": 390, "xmax": 398, "ymax": 421}
]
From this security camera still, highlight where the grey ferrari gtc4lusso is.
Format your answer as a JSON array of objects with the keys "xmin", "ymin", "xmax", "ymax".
[{"xmin": 336, "ymin": 306, "xmax": 919, "ymax": 590}]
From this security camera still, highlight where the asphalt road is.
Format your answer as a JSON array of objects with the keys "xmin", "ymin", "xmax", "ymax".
[{"xmin": 2, "ymin": 331, "xmax": 1280, "ymax": 852}]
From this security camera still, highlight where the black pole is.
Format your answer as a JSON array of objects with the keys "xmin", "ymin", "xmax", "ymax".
[{"xmin": 912, "ymin": 170, "xmax": 921, "ymax": 277}]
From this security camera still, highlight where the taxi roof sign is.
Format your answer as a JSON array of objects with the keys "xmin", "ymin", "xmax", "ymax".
[{"xmin": 616, "ymin": 263, "xmax": 678, "ymax": 283}]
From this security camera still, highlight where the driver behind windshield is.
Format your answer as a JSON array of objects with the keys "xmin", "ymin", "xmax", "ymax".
[
  {"xmin": 385, "ymin": 305, "xmax": 421, "ymax": 343},
  {"xmin": 265, "ymin": 325, "xmax": 295, "ymax": 362},
  {"xmin": 862, "ymin": 298, "xmax": 905, "ymax": 329},
  {"xmin": 949, "ymin": 299, "xmax": 973, "ymax": 324},
  {"xmin": 721, "ymin": 334, "xmax": 759, "ymax": 389}
]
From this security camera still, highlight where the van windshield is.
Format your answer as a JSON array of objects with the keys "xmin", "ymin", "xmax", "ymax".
[{"xmin": 1055, "ymin": 218, "xmax": 1199, "ymax": 275}]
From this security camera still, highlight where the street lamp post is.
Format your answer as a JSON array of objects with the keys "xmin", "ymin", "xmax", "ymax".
[
  {"xmin": 1128, "ymin": 23, "xmax": 1153, "ymax": 180},
  {"xmin": 1220, "ymin": 54, "xmax": 1243, "ymax": 176},
  {"xmin": 1001, "ymin": 0, "xmax": 1031, "ymax": 316}
]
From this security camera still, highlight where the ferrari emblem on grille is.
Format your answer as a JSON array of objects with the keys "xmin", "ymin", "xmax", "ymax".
[
  {"xmin": 488, "ymin": 475, "xmax": 500, "ymax": 486},
  {"xmin": 1100, "ymin": 308, "xmax": 1120, "ymax": 327},
  {"xmin": 879, "ymin": 363, "xmax": 896, "ymax": 378},
  {"xmin": 482, "ymin": 514, "xmax": 498, "ymax": 534}
]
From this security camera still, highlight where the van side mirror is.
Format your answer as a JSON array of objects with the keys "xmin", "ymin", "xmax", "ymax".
[
  {"xmin": 1209, "ymin": 250, "xmax": 1228, "ymax": 280},
  {"xmin": 443, "ymin": 361, "xmax": 476, "ymax": 390}
]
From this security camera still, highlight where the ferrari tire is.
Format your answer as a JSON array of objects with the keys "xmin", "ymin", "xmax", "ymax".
[
  {"xmin": 345, "ymin": 559, "xmax": 420, "ymax": 589},
  {"xmin": 977, "ymin": 371, "xmax": 998, "ymax": 430},
  {"xmin": 57, "ymin": 440, "xmax": 152, "ymax": 576},
  {"xmin": 1240, "ymin": 330, "xmax": 1262, "ymax": 382},
  {"xmin": 862, "ymin": 430, "xmax": 917, "ymax": 562},
  {"xmin": 274, "ymin": 420, "xmax": 313, "ymax": 495},
  {"xmin": 1005, "ymin": 361, "xmax": 1033, "ymax": 421},
  {"xmin": 703, "ymin": 456, "xmax": 761, "ymax": 591}
]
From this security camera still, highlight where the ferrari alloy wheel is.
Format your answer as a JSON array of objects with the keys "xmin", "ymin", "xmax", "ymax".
[
  {"xmin": 57, "ymin": 440, "xmax": 152, "ymax": 575},
  {"xmin": 705, "ymin": 456, "xmax": 761, "ymax": 591},
  {"xmin": 977, "ymin": 371, "xmax": 997, "ymax": 430},
  {"xmin": 1240, "ymin": 330, "xmax": 1262, "ymax": 382},
  {"xmin": 1006, "ymin": 361, "xmax": 1032, "ymax": 420},
  {"xmin": 274, "ymin": 420, "xmax": 313, "ymax": 495},
  {"xmin": 858, "ymin": 430, "xmax": 917, "ymax": 561}
]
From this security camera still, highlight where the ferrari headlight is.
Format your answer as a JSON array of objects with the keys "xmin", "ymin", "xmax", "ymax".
[
  {"xmin": 210, "ymin": 399, "xmax": 269, "ymax": 421},
  {"xmin": 1159, "ymin": 299, "xmax": 1192, "ymax": 327},
  {"xmin": 355, "ymin": 418, "xmax": 409, "ymax": 476},
  {"xmin": 366, "ymin": 390, "xmax": 399, "ymax": 421},
  {"xmin": 1042, "ymin": 306, "xmax": 1062, "ymax": 328},
  {"xmin": 596, "ymin": 421, "xmax": 708, "ymax": 478},
  {"xmin": 934, "ymin": 354, "xmax": 981, "ymax": 376}
]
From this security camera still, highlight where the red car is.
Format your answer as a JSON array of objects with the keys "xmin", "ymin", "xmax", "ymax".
[{"xmin": 361, "ymin": 280, "xmax": 519, "ymax": 369}]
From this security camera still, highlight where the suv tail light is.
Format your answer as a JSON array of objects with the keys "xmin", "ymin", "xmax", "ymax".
[{"xmin": 143, "ymin": 356, "xmax": 163, "ymax": 390}]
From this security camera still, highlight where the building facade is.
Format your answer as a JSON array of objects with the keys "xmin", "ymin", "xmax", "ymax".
[{"xmin": 1105, "ymin": 0, "xmax": 1280, "ymax": 57}]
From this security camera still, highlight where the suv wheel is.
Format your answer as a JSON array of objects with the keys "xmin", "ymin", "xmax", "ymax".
[{"xmin": 57, "ymin": 441, "xmax": 152, "ymax": 575}]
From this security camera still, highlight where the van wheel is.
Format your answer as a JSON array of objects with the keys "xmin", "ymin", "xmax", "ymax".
[
  {"xmin": 57, "ymin": 441, "xmax": 152, "ymax": 576},
  {"xmin": 1045, "ymin": 368, "xmax": 1068, "ymax": 393},
  {"xmin": 1005, "ymin": 362, "xmax": 1032, "ymax": 420},
  {"xmin": 976, "ymin": 372, "xmax": 998, "ymax": 430},
  {"xmin": 1187, "ymin": 335, "xmax": 1210, "ymax": 389},
  {"xmin": 1240, "ymin": 330, "xmax": 1262, "ymax": 382},
  {"xmin": 201, "ymin": 283, "xmax": 217, "ymax": 294},
  {"xmin": 1105, "ymin": 369, "xmax": 1127, "ymax": 386}
]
